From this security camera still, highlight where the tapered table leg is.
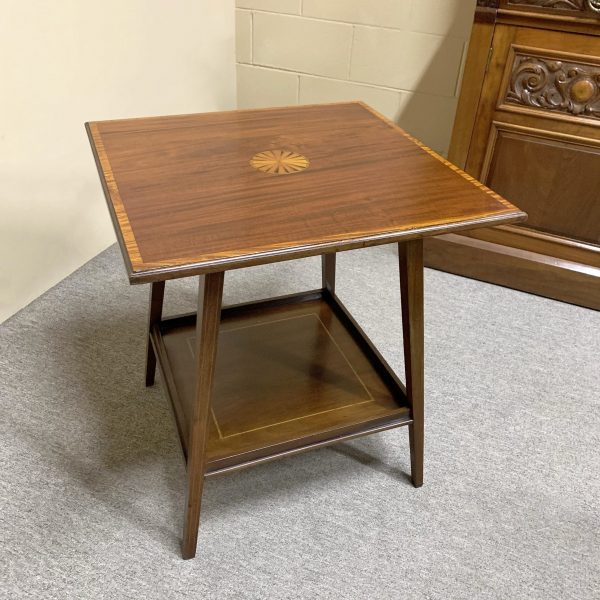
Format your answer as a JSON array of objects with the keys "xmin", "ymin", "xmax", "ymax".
[
  {"xmin": 181, "ymin": 271, "xmax": 224, "ymax": 559},
  {"xmin": 145, "ymin": 281, "xmax": 165, "ymax": 387},
  {"xmin": 398, "ymin": 240, "xmax": 424, "ymax": 488},
  {"xmin": 322, "ymin": 253, "xmax": 336, "ymax": 294}
]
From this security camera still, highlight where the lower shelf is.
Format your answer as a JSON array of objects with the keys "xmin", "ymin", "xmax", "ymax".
[{"xmin": 151, "ymin": 290, "xmax": 411, "ymax": 475}]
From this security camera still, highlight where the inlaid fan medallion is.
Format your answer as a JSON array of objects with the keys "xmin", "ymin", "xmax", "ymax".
[{"xmin": 249, "ymin": 149, "xmax": 309, "ymax": 175}]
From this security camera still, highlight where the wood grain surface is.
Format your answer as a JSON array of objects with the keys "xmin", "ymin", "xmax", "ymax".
[
  {"xmin": 399, "ymin": 240, "xmax": 424, "ymax": 488},
  {"xmin": 437, "ymin": 7, "xmax": 600, "ymax": 310},
  {"xmin": 159, "ymin": 292, "xmax": 411, "ymax": 474},
  {"xmin": 181, "ymin": 272, "xmax": 224, "ymax": 559},
  {"xmin": 86, "ymin": 102, "xmax": 525, "ymax": 283}
]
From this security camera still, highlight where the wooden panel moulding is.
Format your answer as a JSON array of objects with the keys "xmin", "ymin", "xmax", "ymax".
[
  {"xmin": 476, "ymin": 0, "xmax": 501, "ymax": 23},
  {"xmin": 480, "ymin": 121, "xmax": 600, "ymax": 244},
  {"xmin": 425, "ymin": 234, "xmax": 600, "ymax": 309},
  {"xmin": 449, "ymin": 9, "xmax": 499, "ymax": 168},
  {"xmin": 462, "ymin": 225, "xmax": 600, "ymax": 267},
  {"xmin": 498, "ymin": 0, "xmax": 600, "ymax": 35}
]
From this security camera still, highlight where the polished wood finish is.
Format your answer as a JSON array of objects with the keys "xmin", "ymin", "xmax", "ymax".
[
  {"xmin": 430, "ymin": 4, "xmax": 600, "ymax": 310},
  {"xmin": 498, "ymin": 47, "xmax": 600, "ymax": 125},
  {"xmin": 399, "ymin": 240, "xmax": 424, "ymax": 488},
  {"xmin": 86, "ymin": 102, "xmax": 524, "ymax": 283},
  {"xmin": 426, "ymin": 233, "xmax": 600, "ymax": 309},
  {"xmin": 86, "ymin": 102, "xmax": 526, "ymax": 559},
  {"xmin": 498, "ymin": 0, "xmax": 600, "ymax": 36},
  {"xmin": 483, "ymin": 123, "xmax": 600, "ymax": 244},
  {"xmin": 249, "ymin": 149, "xmax": 310, "ymax": 174},
  {"xmin": 145, "ymin": 281, "xmax": 165, "ymax": 387},
  {"xmin": 182, "ymin": 272, "xmax": 224, "ymax": 560},
  {"xmin": 322, "ymin": 253, "xmax": 336, "ymax": 294},
  {"xmin": 466, "ymin": 224, "xmax": 600, "ymax": 266},
  {"xmin": 500, "ymin": 0, "xmax": 600, "ymax": 20},
  {"xmin": 449, "ymin": 3, "xmax": 498, "ymax": 167},
  {"xmin": 157, "ymin": 290, "xmax": 411, "ymax": 476}
]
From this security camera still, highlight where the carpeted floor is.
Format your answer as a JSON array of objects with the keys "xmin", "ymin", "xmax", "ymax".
[{"xmin": 1, "ymin": 243, "xmax": 598, "ymax": 600}]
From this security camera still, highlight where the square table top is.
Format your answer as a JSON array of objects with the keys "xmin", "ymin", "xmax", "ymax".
[{"xmin": 86, "ymin": 102, "xmax": 525, "ymax": 283}]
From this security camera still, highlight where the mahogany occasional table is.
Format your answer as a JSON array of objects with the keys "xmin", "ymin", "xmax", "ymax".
[{"xmin": 86, "ymin": 102, "xmax": 525, "ymax": 559}]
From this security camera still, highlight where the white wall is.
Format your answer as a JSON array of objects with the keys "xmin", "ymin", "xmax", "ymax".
[
  {"xmin": 236, "ymin": 0, "xmax": 475, "ymax": 155},
  {"xmin": 0, "ymin": 1, "xmax": 236, "ymax": 323}
]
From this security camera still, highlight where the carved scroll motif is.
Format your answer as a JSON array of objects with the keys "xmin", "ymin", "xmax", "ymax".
[
  {"xmin": 506, "ymin": 54, "xmax": 600, "ymax": 121},
  {"xmin": 507, "ymin": 0, "xmax": 584, "ymax": 10},
  {"xmin": 507, "ymin": 0, "xmax": 600, "ymax": 11}
]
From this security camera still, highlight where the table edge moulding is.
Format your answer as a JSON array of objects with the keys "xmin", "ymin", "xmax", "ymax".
[{"xmin": 86, "ymin": 101, "xmax": 525, "ymax": 284}]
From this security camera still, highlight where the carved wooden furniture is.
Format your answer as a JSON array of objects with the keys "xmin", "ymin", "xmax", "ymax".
[
  {"xmin": 86, "ymin": 102, "xmax": 524, "ymax": 559},
  {"xmin": 426, "ymin": 0, "xmax": 600, "ymax": 310}
]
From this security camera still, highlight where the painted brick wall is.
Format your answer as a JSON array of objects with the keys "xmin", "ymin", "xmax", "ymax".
[{"xmin": 236, "ymin": 0, "xmax": 476, "ymax": 155}]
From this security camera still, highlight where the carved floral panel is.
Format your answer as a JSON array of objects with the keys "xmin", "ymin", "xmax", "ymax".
[
  {"xmin": 504, "ymin": 51, "xmax": 600, "ymax": 122},
  {"xmin": 505, "ymin": 0, "xmax": 600, "ymax": 13}
]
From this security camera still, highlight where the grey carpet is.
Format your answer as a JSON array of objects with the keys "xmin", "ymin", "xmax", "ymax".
[{"xmin": 1, "ymin": 243, "xmax": 599, "ymax": 600}]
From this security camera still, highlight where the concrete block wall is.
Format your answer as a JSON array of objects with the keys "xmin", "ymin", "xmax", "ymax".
[{"xmin": 236, "ymin": 0, "xmax": 476, "ymax": 155}]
